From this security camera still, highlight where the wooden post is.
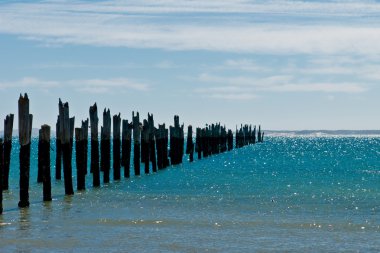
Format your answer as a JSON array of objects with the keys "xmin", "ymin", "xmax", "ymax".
[
  {"xmin": 155, "ymin": 124, "xmax": 164, "ymax": 170},
  {"xmin": 59, "ymin": 99, "xmax": 74, "ymax": 196},
  {"xmin": 55, "ymin": 116, "xmax": 62, "ymax": 180},
  {"xmin": 3, "ymin": 114, "xmax": 13, "ymax": 191},
  {"xmin": 101, "ymin": 109, "xmax": 111, "ymax": 183},
  {"xmin": 18, "ymin": 93, "xmax": 32, "ymax": 207},
  {"xmin": 142, "ymin": 119, "xmax": 150, "ymax": 174},
  {"xmin": 258, "ymin": 125, "xmax": 262, "ymax": 143},
  {"xmin": 169, "ymin": 115, "xmax": 184, "ymax": 165},
  {"xmin": 70, "ymin": 117, "xmax": 75, "ymax": 154},
  {"xmin": 121, "ymin": 120, "xmax": 132, "ymax": 178},
  {"xmin": 40, "ymin": 125, "xmax": 52, "ymax": 201},
  {"xmin": 227, "ymin": 129, "xmax": 233, "ymax": 151},
  {"xmin": 113, "ymin": 113, "xmax": 121, "ymax": 180},
  {"xmin": 253, "ymin": 126, "xmax": 256, "ymax": 144},
  {"xmin": 89, "ymin": 103, "xmax": 100, "ymax": 187},
  {"xmin": 195, "ymin": 128, "xmax": 202, "ymax": 159},
  {"xmin": 132, "ymin": 111, "xmax": 141, "ymax": 176},
  {"xmin": 186, "ymin": 125, "xmax": 194, "ymax": 162},
  {"xmin": 148, "ymin": 113, "xmax": 157, "ymax": 173},
  {"xmin": 261, "ymin": 132, "xmax": 264, "ymax": 143},
  {"xmin": 81, "ymin": 119, "xmax": 89, "ymax": 175},
  {"xmin": 164, "ymin": 127, "xmax": 170, "ymax": 168},
  {"xmin": 0, "ymin": 138, "xmax": 3, "ymax": 214},
  {"xmin": 75, "ymin": 128, "xmax": 86, "ymax": 190}
]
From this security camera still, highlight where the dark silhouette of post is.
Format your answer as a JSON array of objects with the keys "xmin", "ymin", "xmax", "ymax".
[
  {"xmin": 0, "ymin": 138, "xmax": 3, "ymax": 214},
  {"xmin": 101, "ymin": 108, "xmax": 111, "ymax": 183},
  {"xmin": 3, "ymin": 114, "xmax": 14, "ymax": 191},
  {"xmin": 195, "ymin": 128, "xmax": 202, "ymax": 159},
  {"xmin": 59, "ymin": 99, "xmax": 74, "ymax": 195},
  {"xmin": 18, "ymin": 93, "xmax": 33, "ymax": 208},
  {"xmin": 89, "ymin": 103, "xmax": 100, "ymax": 187},
  {"xmin": 186, "ymin": 125, "xmax": 194, "ymax": 162},
  {"xmin": 148, "ymin": 114, "xmax": 157, "ymax": 172},
  {"xmin": 121, "ymin": 120, "xmax": 132, "ymax": 178},
  {"xmin": 55, "ymin": 116, "xmax": 62, "ymax": 180},
  {"xmin": 37, "ymin": 129, "xmax": 43, "ymax": 183},
  {"xmin": 142, "ymin": 119, "xmax": 150, "ymax": 174},
  {"xmin": 75, "ymin": 127, "xmax": 86, "ymax": 191},
  {"xmin": 81, "ymin": 119, "xmax": 89, "ymax": 175},
  {"xmin": 40, "ymin": 125, "xmax": 52, "ymax": 201},
  {"xmin": 113, "ymin": 113, "xmax": 121, "ymax": 180},
  {"xmin": 132, "ymin": 112, "xmax": 141, "ymax": 176}
]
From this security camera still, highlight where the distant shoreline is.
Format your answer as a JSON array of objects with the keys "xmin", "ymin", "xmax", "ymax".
[{"xmin": 1, "ymin": 129, "xmax": 380, "ymax": 138}]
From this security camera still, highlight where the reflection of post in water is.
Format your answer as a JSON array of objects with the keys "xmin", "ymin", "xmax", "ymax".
[{"xmin": 18, "ymin": 208, "xmax": 31, "ymax": 231}]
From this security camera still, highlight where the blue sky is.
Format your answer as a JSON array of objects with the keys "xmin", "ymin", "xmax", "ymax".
[{"xmin": 1, "ymin": 0, "xmax": 380, "ymax": 130}]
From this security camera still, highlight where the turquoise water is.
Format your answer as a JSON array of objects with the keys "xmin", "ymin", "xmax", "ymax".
[{"xmin": 1, "ymin": 136, "xmax": 380, "ymax": 252}]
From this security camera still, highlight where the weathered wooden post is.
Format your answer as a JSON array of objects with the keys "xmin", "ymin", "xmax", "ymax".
[
  {"xmin": 148, "ymin": 113, "xmax": 157, "ymax": 173},
  {"xmin": 253, "ymin": 126, "xmax": 256, "ymax": 144},
  {"xmin": 113, "ymin": 113, "xmax": 121, "ymax": 180},
  {"xmin": 141, "ymin": 119, "xmax": 150, "ymax": 174},
  {"xmin": 81, "ymin": 119, "xmax": 89, "ymax": 175},
  {"xmin": 155, "ymin": 124, "xmax": 164, "ymax": 170},
  {"xmin": 0, "ymin": 138, "xmax": 3, "ymax": 214},
  {"xmin": 70, "ymin": 117, "xmax": 75, "ymax": 154},
  {"xmin": 195, "ymin": 128, "xmax": 202, "ymax": 160},
  {"xmin": 186, "ymin": 125, "xmax": 194, "ymax": 162},
  {"xmin": 121, "ymin": 120, "xmax": 132, "ymax": 178},
  {"xmin": 55, "ymin": 116, "xmax": 62, "ymax": 180},
  {"xmin": 261, "ymin": 132, "xmax": 264, "ymax": 143},
  {"xmin": 132, "ymin": 112, "xmax": 141, "ymax": 176},
  {"xmin": 258, "ymin": 125, "xmax": 262, "ymax": 143},
  {"xmin": 227, "ymin": 129, "xmax": 233, "ymax": 151},
  {"xmin": 169, "ymin": 115, "xmax": 184, "ymax": 165},
  {"xmin": 101, "ymin": 109, "xmax": 111, "ymax": 183},
  {"xmin": 75, "ymin": 127, "xmax": 86, "ymax": 190},
  {"xmin": 40, "ymin": 125, "xmax": 52, "ymax": 201},
  {"xmin": 89, "ymin": 103, "xmax": 100, "ymax": 187},
  {"xmin": 18, "ymin": 93, "xmax": 33, "ymax": 207},
  {"xmin": 59, "ymin": 99, "xmax": 74, "ymax": 195},
  {"xmin": 3, "ymin": 114, "xmax": 13, "ymax": 191}
]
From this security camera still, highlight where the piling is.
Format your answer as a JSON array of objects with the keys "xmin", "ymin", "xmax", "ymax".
[
  {"xmin": 227, "ymin": 129, "xmax": 233, "ymax": 151},
  {"xmin": 148, "ymin": 114, "xmax": 157, "ymax": 172},
  {"xmin": 3, "ymin": 114, "xmax": 14, "ymax": 191},
  {"xmin": 155, "ymin": 124, "xmax": 165, "ymax": 169},
  {"xmin": 59, "ymin": 99, "xmax": 74, "ymax": 195},
  {"xmin": 113, "ymin": 113, "xmax": 121, "ymax": 180},
  {"xmin": 195, "ymin": 128, "xmax": 202, "ymax": 160},
  {"xmin": 141, "ymin": 119, "xmax": 150, "ymax": 174},
  {"xmin": 81, "ymin": 119, "xmax": 89, "ymax": 175},
  {"xmin": 101, "ymin": 109, "xmax": 111, "ymax": 183},
  {"xmin": 132, "ymin": 112, "xmax": 141, "ymax": 176},
  {"xmin": 0, "ymin": 138, "xmax": 3, "ymax": 214},
  {"xmin": 18, "ymin": 93, "xmax": 32, "ymax": 208},
  {"xmin": 89, "ymin": 103, "xmax": 100, "ymax": 187},
  {"xmin": 258, "ymin": 125, "xmax": 262, "ymax": 143},
  {"xmin": 186, "ymin": 125, "xmax": 194, "ymax": 162},
  {"xmin": 75, "ymin": 128, "xmax": 86, "ymax": 190},
  {"xmin": 169, "ymin": 115, "xmax": 184, "ymax": 165},
  {"xmin": 40, "ymin": 125, "xmax": 52, "ymax": 201},
  {"xmin": 55, "ymin": 116, "xmax": 62, "ymax": 180},
  {"xmin": 121, "ymin": 120, "xmax": 132, "ymax": 178}
]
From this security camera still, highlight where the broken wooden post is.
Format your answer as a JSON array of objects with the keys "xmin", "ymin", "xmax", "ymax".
[
  {"xmin": 40, "ymin": 125, "xmax": 52, "ymax": 201},
  {"xmin": 0, "ymin": 138, "xmax": 3, "ymax": 214},
  {"xmin": 55, "ymin": 116, "xmax": 62, "ymax": 180},
  {"xmin": 253, "ymin": 126, "xmax": 256, "ymax": 144},
  {"xmin": 132, "ymin": 111, "xmax": 141, "ymax": 176},
  {"xmin": 258, "ymin": 125, "xmax": 262, "ymax": 143},
  {"xmin": 155, "ymin": 124, "xmax": 164, "ymax": 170},
  {"xmin": 186, "ymin": 125, "xmax": 194, "ymax": 162},
  {"xmin": 195, "ymin": 128, "xmax": 202, "ymax": 159},
  {"xmin": 169, "ymin": 115, "xmax": 184, "ymax": 165},
  {"xmin": 81, "ymin": 119, "xmax": 89, "ymax": 175},
  {"xmin": 3, "ymin": 114, "xmax": 14, "ymax": 191},
  {"xmin": 70, "ymin": 117, "xmax": 75, "ymax": 155},
  {"xmin": 75, "ymin": 127, "xmax": 86, "ymax": 191},
  {"xmin": 101, "ymin": 108, "xmax": 111, "ymax": 183},
  {"xmin": 113, "ymin": 113, "xmax": 121, "ymax": 180},
  {"xmin": 227, "ymin": 129, "xmax": 233, "ymax": 151},
  {"xmin": 18, "ymin": 93, "xmax": 33, "ymax": 207},
  {"xmin": 121, "ymin": 120, "xmax": 132, "ymax": 178},
  {"xmin": 142, "ymin": 119, "xmax": 150, "ymax": 174},
  {"xmin": 59, "ymin": 99, "xmax": 74, "ymax": 196},
  {"xmin": 148, "ymin": 113, "xmax": 157, "ymax": 173},
  {"xmin": 89, "ymin": 103, "xmax": 100, "ymax": 187}
]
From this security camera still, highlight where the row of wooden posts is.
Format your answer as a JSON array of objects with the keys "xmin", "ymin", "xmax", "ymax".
[{"xmin": 0, "ymin": 93, "xmax": 264, "ymax": 214}]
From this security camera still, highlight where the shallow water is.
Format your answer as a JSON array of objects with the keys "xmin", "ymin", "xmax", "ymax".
[{"xmin": 1, "ymin": 137, "xmax": 380, "ymax": 252}]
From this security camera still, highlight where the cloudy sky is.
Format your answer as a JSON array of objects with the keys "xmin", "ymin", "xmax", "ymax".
[{"xmin": 1, "ymin": 0, "xmax": 380, "ymax": 130}]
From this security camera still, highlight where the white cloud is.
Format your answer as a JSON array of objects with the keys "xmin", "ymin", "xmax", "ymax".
[
  {"xmin": 0, "ymin": 77, "xmax": 149, "ymax": 93},
  {"xmin": 1, "ymin": 1, "xmax": 380, "ymax": 54}
]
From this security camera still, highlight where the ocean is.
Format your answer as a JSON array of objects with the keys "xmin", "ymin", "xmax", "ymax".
[{"xmin": 1, "ymin": 136, "xmax": 380, "ymax": 252}]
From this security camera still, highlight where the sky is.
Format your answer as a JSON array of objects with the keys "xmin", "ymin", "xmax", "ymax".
[{"xmin": 1, "ymin": 0, "xmax": 380, "ymax": 131}]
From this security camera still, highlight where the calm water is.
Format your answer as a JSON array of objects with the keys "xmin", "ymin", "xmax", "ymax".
[{"xmin": 1, "ymin": 136, "xmax": 380, "ymax": 252}]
